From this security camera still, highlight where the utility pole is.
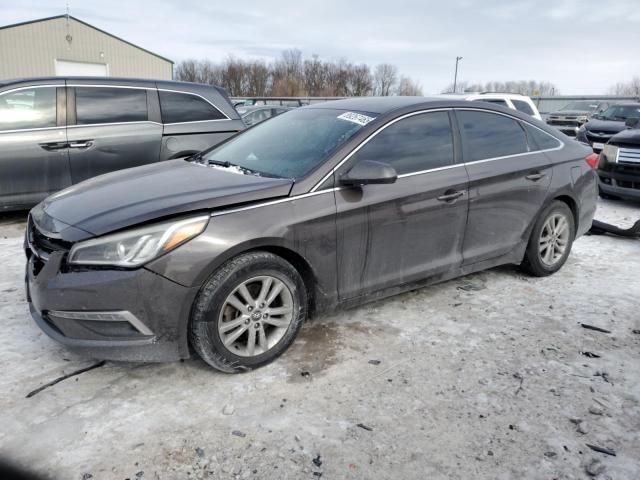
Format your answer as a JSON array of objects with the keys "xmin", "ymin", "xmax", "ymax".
[{"xmin": 453, "ymin": 56, "xmax": 463, "ymax": 93}]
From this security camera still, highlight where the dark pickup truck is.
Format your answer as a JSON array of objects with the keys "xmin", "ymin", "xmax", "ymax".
[{"xmin": 598, "ymin": 118, "xmax": 640, "ymax": 201}]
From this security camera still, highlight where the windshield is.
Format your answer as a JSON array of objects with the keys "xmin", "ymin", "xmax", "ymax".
[
  {"xmin": 561, "ymin": 101, "xmax": 598, "ymax": 111},
  {"xmin": 596, "ymin": 104, "xmax": 640, "ymax": 121},
  {"xmin": 202, "ymin": 108, "xmax": 376, "ymax": 179}
]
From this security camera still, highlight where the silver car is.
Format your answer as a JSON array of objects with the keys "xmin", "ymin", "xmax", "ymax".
[{"xmin": 0, "ymin": 77, "xmax": 244, "ymax": 211}]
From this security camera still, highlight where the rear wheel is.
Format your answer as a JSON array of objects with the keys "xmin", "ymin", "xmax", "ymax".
[
  {"xmin": 189, "ymin": 251, "xmax": 307, "ymax": 372},
  {"xmin": 521, "ymin": 201, "xmax": 575, "ymax": 277}
]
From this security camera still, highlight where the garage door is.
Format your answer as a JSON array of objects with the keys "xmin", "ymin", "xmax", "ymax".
[{"xmin": 55, "ymin": 60, "xmax": 108, "ymax": 77}]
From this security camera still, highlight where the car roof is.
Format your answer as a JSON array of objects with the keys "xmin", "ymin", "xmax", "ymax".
[
  {"xmin": 0, "ymin": 77, "xmax": 227, "ymax": 95},
  {"xmin": 302, "ymin": 96, "xmax": 460, "ymax": 115}
]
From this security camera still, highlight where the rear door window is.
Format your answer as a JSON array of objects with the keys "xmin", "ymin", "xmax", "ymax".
[
  {"xmin": 0, "ymin": 87, "xmax": 57, "ymax": 130},
  {"xmin": 159, "ymin": 91, "xmax": 226, "ymax": 123},
  {"xmin": 351, "ymin": 111, "xmax": 454, "ymax": 175},
  {"xmin": 512, "ymin": 99, "xmax": 535, "ymax": 116},
  {"xmin": 457, "ymin": 110, "xmax": 529, "ymax": 162},
  {"xmin": 75, "ymin": 87, "xmax": 148, "ymax": 125},
  {"xmin": 522, "ymin": 123, "xmax": 562, "ymax": 151}
]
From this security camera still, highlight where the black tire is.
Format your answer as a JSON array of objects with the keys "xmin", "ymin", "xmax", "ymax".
[
  {"xmin": 189, "ymin": 251, "xmax": 307, "ymax": 373},
  {"xmin": 521, "ymin": 200, "xmax": 575, "ymax": 277}
]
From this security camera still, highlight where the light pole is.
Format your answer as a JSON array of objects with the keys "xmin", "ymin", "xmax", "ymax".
[{"xmin": 453, "ymin": 56, "xmax": 463, "ymax": 93}]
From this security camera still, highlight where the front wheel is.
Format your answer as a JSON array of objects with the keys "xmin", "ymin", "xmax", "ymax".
[
  {"xmin": 521, "ymin": 201, "xmax": 575, "ymax": 277},
  {"xmin": 189, "ymin": 251, "xmax": 307, "ymax": 373}
]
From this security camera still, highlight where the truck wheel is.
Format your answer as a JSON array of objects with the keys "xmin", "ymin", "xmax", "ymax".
[
  {"xmin": 189, "ymin": 251, "xmax": 307, "ymax": 373},
  {"xmin": 521, "ymin": 201, "xmax": 575, "ymax": 277}
]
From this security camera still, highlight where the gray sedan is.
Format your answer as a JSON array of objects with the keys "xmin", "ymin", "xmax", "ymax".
[{"xmin": 26, "ymin": 97, "xmax": 597, "ymax": 372}]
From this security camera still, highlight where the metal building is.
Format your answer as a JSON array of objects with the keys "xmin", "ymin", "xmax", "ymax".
[{"xmin": 0, "ymin": 15, "xmax": 173, "ymax": 80}]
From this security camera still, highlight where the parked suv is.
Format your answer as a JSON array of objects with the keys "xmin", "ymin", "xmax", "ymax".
[
  {"xmin": 576, "ymin": 103, "xmax": 640, "ymax": 152},
  {"xmin": 546, "ymin": 100, "xmax": 610, "ymax": 136},
  {"xmin": 0, "ymin": 77, "xmax": 244, "ymax": 211},
  {"xmin": 597, "ymin": 118, "xmax": 640, "ymax": 201},
  {"xmin": 26, "ymin": 97, "xmax": 596, "ymax": 371}
]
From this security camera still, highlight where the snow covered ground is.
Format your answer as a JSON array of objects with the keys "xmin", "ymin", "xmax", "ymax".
[{"xmin": 0, "ymin": 198, "xmax": 638, "ymax": 479}]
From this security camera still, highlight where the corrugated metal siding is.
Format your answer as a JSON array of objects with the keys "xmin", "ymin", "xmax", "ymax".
[{"xmin": 0, "ymin": 17, "xmax": 172, "ymax": 80}]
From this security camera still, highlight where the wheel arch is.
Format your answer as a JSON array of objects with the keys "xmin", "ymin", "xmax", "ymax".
[{"xmin": 551, "ymin": 194, "xmax": 579, "ymax": 233}]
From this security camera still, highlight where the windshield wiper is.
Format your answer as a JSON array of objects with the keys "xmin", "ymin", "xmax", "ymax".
[{"xmin": 207, "ymin": 158, "xmax": 271, "ymax": 177}]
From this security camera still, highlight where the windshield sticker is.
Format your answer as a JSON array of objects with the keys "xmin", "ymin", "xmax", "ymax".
[{"xmin": 337, "ymin": 112, "xmax": 376, "ymax": 126}]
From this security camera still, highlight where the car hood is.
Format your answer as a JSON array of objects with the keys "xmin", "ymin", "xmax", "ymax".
[
  {"xmin": 32, "ymin": 159, "xmax": 293, "ymax": 240},
  {"xmin": 610, "ymin": 128, "xmax": 640, "ymax": 146},
  {"xmin": 550, "ymin": 110, "xmax": 589, "ymax": 117},
  {"xmin": 584, "ymin": 118, "xmax": 626, "ymax": 134}
]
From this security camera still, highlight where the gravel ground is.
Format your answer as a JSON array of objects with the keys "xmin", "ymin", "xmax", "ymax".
[{"xmin": 0, "ymin": 198, "xmax": 638, "ymax": 480}]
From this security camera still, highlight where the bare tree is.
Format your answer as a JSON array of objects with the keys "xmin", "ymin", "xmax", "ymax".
[
  {"xmin": 396, "ymin": 76, "xmax": 423, "ymax": 96},
  {"xmin": 303, "ymin": 55, "xmax": 327, "ymax": 96},
  {"xmin": 374, "ymin": 64, "xmax": 398, "ymax": 96},
  {"xmin": 441, "ymin": 80, "xmax": 558, "ymax": 96},
  {"xmin": 608, "ymin": 77, "xmax": 640, "ymax": 96},
  {"xmin": 272, "ymin": 49, "xmax": 304, "ymax": 96},
  {"xmin": 174, "ymin": 59, "xmax": 198, "ymax": 82},
  {"xmin": 348, "ymin": 64, "xmax": 372, "ymax": 96},
  {"xmin": 176, "ymin": 52, "xmax": 420, "ymax": 98}
]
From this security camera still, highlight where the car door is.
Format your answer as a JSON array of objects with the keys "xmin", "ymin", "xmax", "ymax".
[
  {"xmin": 0, "ymin": 84, "xmax": 71, "ymax": 209},
  {"xmin": 454, "ymin": 109, "xmax": 554, "ymax": 265},
  {"xmin": 67, "ymin": 85, "xmax": 162, "ymax": 183},
  {"xmin": 334, "ymin": 110, "xmax": 469, "ymax": 300}
]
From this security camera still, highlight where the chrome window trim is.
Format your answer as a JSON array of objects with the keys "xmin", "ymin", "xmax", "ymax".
[
  {"xmin": 397, "ymin": 163, "xmax": 463, "ymax": 178},
  {"xmin": 0, "ymin": 84, "xmax": 60, "ymax": 133},
  {"xmin": 309, "ymin": 108, "xmax": 452, "ymax": 192},
  {"xmin": 66, "ymin": 83, "xmax": 151, "ymax": 90},
  {"xmin": 157, "ymin": 88, "xmax": 231, "ymax": 121},
  {"xmin": 208, "ymin": 107, "xmax": 566, "ymax": 218},
  {"xmin": 68, "ymin": 120, "xmax": 162, "ymax": 129},
  {"xmin": 67, "ymin": 84, "xmax": 232, "ymax": 122},
  {"xmin": 311, "ymin": 107, "xmax": 563, "ymax": 192},
  {"xmin": 163, "ymin": 118, "xmax": 235, "ymax": 126}
]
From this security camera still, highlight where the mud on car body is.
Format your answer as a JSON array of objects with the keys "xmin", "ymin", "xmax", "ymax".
[{"xmin": 26, "ymin": 97, "xmax": 597, "ymax": 372}]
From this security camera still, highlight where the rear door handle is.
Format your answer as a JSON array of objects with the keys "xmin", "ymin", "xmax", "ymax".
[
  {"xmin": 68, "ymin": 141, "xmax": 93, "ymax": 149},
  {"xmin": 39, "ymin": 141, "xmax": 68, "ymax": 151},
  {"xmin": 436, "ymin": 190, "xmax": 465, "ymax": 202},
  {"xmin": 525, "ymin": 172, "xmax": 546, "ymax": 181}
]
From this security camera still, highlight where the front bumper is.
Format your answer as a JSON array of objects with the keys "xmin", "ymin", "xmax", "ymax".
[
  {"xmin": 597, "ymin": 168, "xmax": 640, "ymax": 200},
  {"xmin": 26, "ymin": 250, "xmax": 199, "ymax": 362}
]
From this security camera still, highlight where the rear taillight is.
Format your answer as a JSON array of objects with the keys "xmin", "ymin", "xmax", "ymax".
[{"xmin": 585, "ymin": 152, "xmax": 599, "ymax": 169}]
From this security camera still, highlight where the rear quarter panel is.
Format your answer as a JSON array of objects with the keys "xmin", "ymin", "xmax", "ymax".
[{"xmin": 545, "ymin": 142, "xmax": 597, "ymax": 237}]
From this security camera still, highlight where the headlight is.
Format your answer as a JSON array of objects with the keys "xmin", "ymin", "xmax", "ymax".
[
  {"xmin": 602, "ymin": 144, "xmax": 619, "ymax": 164},
  {"xmin": 68, "ymin": 215, "xmax": 209, "ymax": 267}
]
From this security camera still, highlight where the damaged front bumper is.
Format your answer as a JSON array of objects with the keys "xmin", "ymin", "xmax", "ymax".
[{"xmin": 25, "ymin": 249, "xmax": 199, "ymax": 362}]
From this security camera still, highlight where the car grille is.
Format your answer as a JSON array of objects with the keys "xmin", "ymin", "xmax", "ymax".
[
  {"xmin": 27, "ymin": 216, "xmax": 71, "ymax": 262},
  {"xmin": 586, "ymin": 132, "xmax": 614, "ymax": 143},
  {"xmin": 618, "ymin": 147, "xmax": 640, "ymax": 165},
  {"xmin": 548, "ymin": 120, "xmax": 579, "ymax": 127},
  {"xmin": 617, "ymin": 179, "xmax": 640, "ymax": 190}
]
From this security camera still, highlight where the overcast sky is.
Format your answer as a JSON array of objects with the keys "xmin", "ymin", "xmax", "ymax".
[{"xmin": 2, "ymin": 0, "xmax": 639, "ymax": 94}]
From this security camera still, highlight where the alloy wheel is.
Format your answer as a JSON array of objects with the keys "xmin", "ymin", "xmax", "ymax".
[
  {"xmin": 538, "ymin": 213, "xmax": 570, "ymax": 267},
  {"xmin": 217, "ymin": 275, "xmax": 294, "ymax": 357}
]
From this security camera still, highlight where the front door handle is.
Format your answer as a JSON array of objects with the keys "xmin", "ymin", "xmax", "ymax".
[
  {"xmin": 525, "ymin": 172, "xmax": 546, "ymax": 181},
  {"xmin": 437, "ymin": 190, "xmax": 465, "ymax": 203},
  {"xmin": 68, "ymin": 140, "xmax": 93, "ymax": 149},
  {"xmin": 39, "ymin": 141, "xmax": 68, "ymax": 151}
]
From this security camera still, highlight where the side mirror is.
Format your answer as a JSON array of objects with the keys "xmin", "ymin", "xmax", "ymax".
[
  {"xmin": 340, "ymin": 160, "xmax": 398, "ymax": 186},
  {"xmin": 625, "ymin": 117, "xmax": 640, "ymax": 129}
]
